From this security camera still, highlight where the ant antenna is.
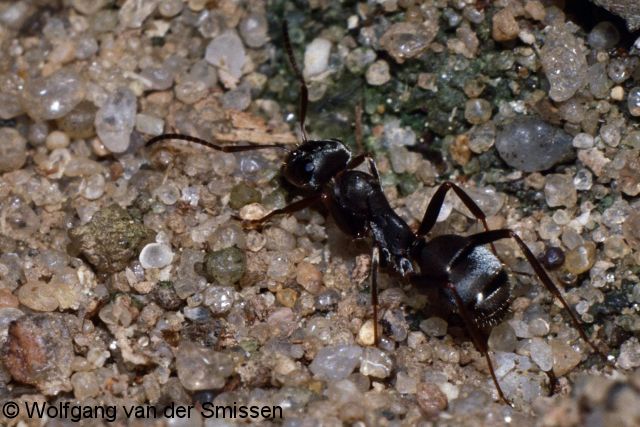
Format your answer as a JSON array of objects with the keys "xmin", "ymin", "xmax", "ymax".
[
  {"xmin": 282, "ymin": 20, "xmax": 309, "ymax": 143},
  {"xmin": 146, "ymin": 133, "xmax": 287, "ymax": 152}
]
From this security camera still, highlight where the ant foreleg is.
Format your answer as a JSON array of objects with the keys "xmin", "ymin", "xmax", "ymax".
[
  {"xmin": 147, "ymin": 133, "xmax": 288, "ymax": 152},
  {"xmin": 459, "ymin": 229, "xmax": 603, "ymax": 356},
  {"xmin": 240, "ymin": 193, "xmax": 324, "ymax": 230},
  {"xmin": 417, "ymin": 182, "xmax": 497, "ymax": 254}
]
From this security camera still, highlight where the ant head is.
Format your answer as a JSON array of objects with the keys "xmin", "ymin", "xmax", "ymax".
[{"xmin": 282, "ymin": 139, "xmax": 351, "ymax": 191}]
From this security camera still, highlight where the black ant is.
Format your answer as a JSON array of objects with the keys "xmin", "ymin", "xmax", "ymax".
[{"xmin": 146, "ymin": 21, "xmax": 602, "ymax": 406}]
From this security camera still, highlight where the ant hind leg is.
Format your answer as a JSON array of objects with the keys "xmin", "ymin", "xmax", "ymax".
[{"xmin": 461, "ymin": 229, "xmax": 603, "ymax": 356}]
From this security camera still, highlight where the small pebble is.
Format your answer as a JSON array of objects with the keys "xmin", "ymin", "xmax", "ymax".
[
  {"xmin": 95, "ymin": 87, "xmax": 137, "ymax": 153},
  {"xmin": 544, "ymin": 173, "xmax": 577, "ymax": 208},
  {"xmin": 45, "ymin": 130, "xmax": 70, "ymax": 150},
  {"xmin": 464, "ymin": 98, "xmax": 492, "ymax": 125},
  {"xmin": 204, "ymin": 286, "xmax": 234, "ymax": 314},
  {"xmin": 276, "ymin": 288, "xmax": 298, "ymax": 308},
  {"xmin": 380, "ymin": 22, "xmax": 437, "ymax": 63},
  {"xmin": 365, "ymin": 60, "xmax": 390, "ymax": 86},
  {"xmin": 416, "ymin": 382, "xmax": 448, "ymax": 417},
  {"xmin": 492, "ymin": 7, "xmax": 520, "ymax": 42},
  {"xmin": 542, "ymin": 247, "xmax": 565, "ymax": 270},
  {"xmin": 310, "ymin": 345, "xmax": 362, "ymax": 381},
  {"xmin": 203, "ymin": 246, "xmax": 246, "ymax": 285},
  {"xmin": 135, "ymin": 113, "xmax": 164, "ymax": 136},
  {"xmin": 573, "ymin": 133, "xmax": 594, "ymax": 149},
  {"xmin": 296, "ymin": 262, "xmax": 322, "ymax": 295},
  {"xmin": 552, "ymin": 340, "xmax": 582, "ymax": 376},
  {"xmin": 588, "ymin": 21, "xmax": 620, "ymax": 50},
  {"xmin": 360, "ymin": 347, "xmax": 393, "ymax": 379},
  {"xmin": 540, "ymin": 24, "xmax": 588, "ymax": 102},
  {"xmin": 627, "ymin": 87, "xmax": 640, "ymax": 116},
  {"xmin": 488, "ymin": 322, "xmax": 517, "ymax": 352},
  {"xmin": 496, "ymin": 116, "xmax": 574, "ymax": 172},
  {"xmin": 205, "ymin": 30, "xmax": 246, "ymax": 88},
  {"xmin": 357, "ymin": 319, "xmax": 376, "ymax": 346},
  {"xmin": 0, "ymin": 127, "xmax": 27, "ymax": 173},
  {"xmin": 238, "ymin": 13, "xmax": 268, "ymax": 48},
  {"xmin": 420, "ymin": 317, "xmax": 448, "ymax": 337},
  {"xmin": 304, "ymin": 37, "xmax": 332, "ymax": 78},
  {"xmin": 139, "ymin": 243, "xmax": 174, "ymax": 269},
  {"xmin": 564, "ymin": 242, "xmax": 596, "ymax": 275},
  {"xmin": 530, "ymin": 337, "xmax": 553, "ymax": 371},
  {"xmin": 22, "ymin": 68, "xmax": 86, "ymax": 121},
  {"xmin": 175, "ymin": 341, "xmax": 234, "ymax": 390}
]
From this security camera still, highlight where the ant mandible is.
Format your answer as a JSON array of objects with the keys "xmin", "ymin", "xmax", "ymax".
[{"xmin": 146, "ymin": 21, "xmax": 601, "ymax": 405}]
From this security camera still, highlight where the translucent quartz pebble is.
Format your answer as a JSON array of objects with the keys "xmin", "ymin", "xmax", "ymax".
[
  {"xmin": 380, "ymin": 22, "xmax": 438, "ymax": 63},
  {"xmin": 544, "ymin": 173, "xmax": 577, "ymax": 207},
  {"xmin": 360, "ymin": 348, "xmax": 393, "ymax": 378},
  {"xmin": 529, "ymin": 337, "xmax": 553, "ymax": 371},
  {"xmin": 21, "ymin": 69, "xmax": 85, "ymax": 121},
  {"xmin": 71, "ymin": 371, "xmax": 100, "ymax": 400},
  {"xmin": 495, "ymin": 116, "xmax": 574, "ymax": 172},
  {"xmin": 175, "ymin": 341, "xmax": 234, "ymax": 390},
  {"xmin": 139, "ymin": 243, "xmax": 174, "ymax": 269},
  {"xmin": 140, "ymin": 66, "xmax": 174, "ymax": 91},
  {"xmin": 205, "ymin": 30, "xmax": 246, "ymax": 88},
  {"xmin": 540, "ymin": 24, "xmax": 587, "ymax": 102},
  {"xmin": 0, "ymin": 90, "xmax": 23, "ymax": 119},
  {"xmin": 617, "ymin": 338, "xmax": 640, "ymax": 370},
  {"xmin": 310, "ymin": 345, "xmax": 362, "ymax": 381},
  {"xmin": 0, "ymin": 128, "xmax": 27, "ymax": 173},
  {"xmin": 118, "ymin": 0, "xmax": 159, "ymax": 29},
  {"xmin": 95, "ymin": 87, "xmax": 137, "ymax": 153},
  {"xmin": 628, "ymin": 87, "xmax": 640, "ymax": 116},
  {"xmin": 203, "ymin": 286, "xmax": 234, "ymax": 314},
  {"xmin": 238, "ymin": 12, "xmax": 268, "ymax": 48}
]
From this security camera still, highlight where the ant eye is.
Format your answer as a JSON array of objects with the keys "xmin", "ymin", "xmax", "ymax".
[{"xmin": 304, "ymin": 162, "xmax": 315, "ymax": 173}]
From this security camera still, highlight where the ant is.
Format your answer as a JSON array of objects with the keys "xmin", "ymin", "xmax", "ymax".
[{"xmin": 146, "ymin": 21, "xmax": 602, "ymax": 406}]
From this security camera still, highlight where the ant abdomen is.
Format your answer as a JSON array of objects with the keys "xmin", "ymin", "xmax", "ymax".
[{"xmin": 413, "ymin": 234, "xmax": 512, "ymax": 328}]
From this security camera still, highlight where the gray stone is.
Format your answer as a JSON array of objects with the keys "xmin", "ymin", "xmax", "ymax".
[{"xmin": 495, "ymin": 116, "xmax": 575, "ymax": 172}]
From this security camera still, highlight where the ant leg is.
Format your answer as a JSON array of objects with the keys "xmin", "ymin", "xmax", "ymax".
[
  {"xmin": 444, "ymin": 281, "xmax": 512, "ymax": 406},
  {"xmin": 409, "ymin": 274, "xmax": 511, "ymax": 405},
  {"xmin": 371, "ymin": 245, "xmax": 380, "ymax": 345},
  {"xmin": 460, "ymin": 229, "xmax": 602, "ymax": 355},
  {"xmin": 147, "ymin": 133, "xmax": 287, "ymax": 152},
  {"xmin": 282, "ymin": 21, "xmax": 308, "ymax": 142},
  {"xmin": 241, "ymin": 193, "xmax": 323, "ymax": 230},
  {"xmin": 417, "ymin": 182, "xmax": 496, "ymax": 254}
]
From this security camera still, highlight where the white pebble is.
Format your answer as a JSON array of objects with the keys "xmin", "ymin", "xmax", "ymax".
[
  {"xmin": 139, "ymin": 243, "xmax": 174, "ymax": 269},
  {"xmin": 304, "ymin": 38, "xmax": 332, "ymax": 78},
  {"xmin": 572, "ymin": 132, "xmax": 594, "ymax": 149}
]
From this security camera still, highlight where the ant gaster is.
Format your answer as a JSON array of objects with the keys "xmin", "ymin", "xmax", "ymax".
[{"xmin": 147, "ymin": 22, "xmax": 601, "ymax": 405}]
